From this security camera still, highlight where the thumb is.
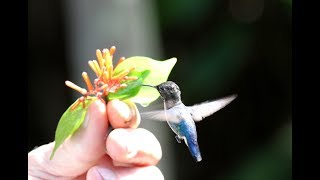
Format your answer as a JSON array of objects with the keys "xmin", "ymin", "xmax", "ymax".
[{"xmin": 28, "ymin": 100, "xmax": 109, "ymax": 178}]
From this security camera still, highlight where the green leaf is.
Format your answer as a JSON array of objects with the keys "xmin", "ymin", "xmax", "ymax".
[
  {"xmin": 113, "ymin": 56, "xmax": 177, "ymax": 107},
  {"xmin": 108, "ymin": 70, "xmax": 150, "ymax": 100},
  {"xmin": 50, "ymin": 98, "xmax": 95, "ymax": 160}
]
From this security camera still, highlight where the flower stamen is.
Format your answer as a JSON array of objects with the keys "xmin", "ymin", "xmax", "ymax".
[
  {"xmin": 115, "ymin": 57, "xmax": 125, "ymax": 69},
  {"xmin": 88, "ymin": 61, "xmax": 99, "ymax": 77},
  {"xmin": 96, "ymin": 49, "xmax": 104, "ymax": 68},
  {"xmin": 119, "ymin": 83, "xmax": 127, "ymax": 88},
  {"xmin": 112, "ymin": 69, "xmax": 130, "ymax": 81},
  {"xmin": 82, "ymin": 72, "xmax": 94, "ymax": 91},
  {"xmin": 65, "ymin": 81, "xmax": 87, "ymax": 95},
  {"xmin": 92, "ymin": 60, "xmax": 102, "ymax": 76},
  {"xmin": 109, "ymin": 46, "xmax": 116, "ymax": 56},
  {"xmin": 70, "ymin": 99, "xmax": 81, "ymax": 111},
  {"xmin": 124, "ymin": 76, "xmax": 138, "ymax": 81}
]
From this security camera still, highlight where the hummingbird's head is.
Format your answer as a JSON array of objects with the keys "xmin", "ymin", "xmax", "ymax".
[
  {"xmin": 142, "ymin": 81, "xmax": 181, "ymax": 102},
  {"xmin": 156, "ymin": 81, "xmax": 182, "ymax": 104}
]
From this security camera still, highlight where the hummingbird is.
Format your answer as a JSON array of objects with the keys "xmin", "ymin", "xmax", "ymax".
[{"xmin": 141, "ymin": 81, "xmax": 237, "ymax": 162}]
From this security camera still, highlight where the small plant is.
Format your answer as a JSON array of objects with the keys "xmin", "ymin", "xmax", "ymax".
[{"xmin": 50, "ymin": 46, "xmax": 177, "ymax": 159}]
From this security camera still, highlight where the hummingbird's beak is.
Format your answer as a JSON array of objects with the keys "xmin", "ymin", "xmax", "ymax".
[{"xmin": 141, "ymin": 84, "xmax": 156, "ymax": 89}]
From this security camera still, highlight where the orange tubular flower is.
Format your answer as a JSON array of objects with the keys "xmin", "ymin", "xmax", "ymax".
[{"xmin": 65, "ymin": 46, "xmax": 138, "ymax": 110}]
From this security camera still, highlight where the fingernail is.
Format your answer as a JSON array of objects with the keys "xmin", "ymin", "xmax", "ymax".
[
  {"xmin": 96, "ymin": 167, "xmax": 117, "ymax": 180},
  {"xmin": 82, "ymin": 104, "xmax": 94, "ymax": 128},
  {"xmin": 82, "ymin": 113, "xmax": 90, "ymax": 128}
]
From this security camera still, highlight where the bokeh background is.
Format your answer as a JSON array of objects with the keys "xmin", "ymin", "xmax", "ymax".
[{"xmin": 28, "ymin": 0, "xmax": 292, "ymax": 179}]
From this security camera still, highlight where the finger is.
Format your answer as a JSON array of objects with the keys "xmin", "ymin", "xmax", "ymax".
[
  {"xmin": 106, "ymin": 128, "xmax": 162, "ymax": 166},
  {"xmin": 107, "ymin": 99, "xmax": 141, "ymax": 129},
  {"xmin": 28, "ymin": 100, "xmax": 109, "ymax": 178},
  {"xmin": 87, "ymin": 166, "xmax": 164, "ymax": 180},
  {"xmin": 86, "ymin": 156, "xmax": 164, "ymax": 180}
]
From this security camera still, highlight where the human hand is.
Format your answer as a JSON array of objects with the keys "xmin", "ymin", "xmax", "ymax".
[{"xmin": 28, "ymin": 100, "xmax": 163, "ymax": 180}]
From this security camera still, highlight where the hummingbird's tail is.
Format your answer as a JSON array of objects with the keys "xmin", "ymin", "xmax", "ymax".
[{"xmin": 185, "ymin": 136, "xmax": 202, "ymax": 162}]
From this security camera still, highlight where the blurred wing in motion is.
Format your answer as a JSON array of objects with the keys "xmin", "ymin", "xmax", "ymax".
[
  {"xmin": 140, "ymin": 109, "xmax": 181, "ymax": 123},
  {"xmin": 188, "ymin": 94, "xmax": 237, "ymax": 121},
  {"xmin": 140, "ymin": 109, "xmax": 166, "ymax": 121}
]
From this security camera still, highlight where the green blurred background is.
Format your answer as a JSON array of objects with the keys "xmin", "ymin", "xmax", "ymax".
[{"xmin": 28, "ymin": 0, "xmax": 291, "ymax": 179}]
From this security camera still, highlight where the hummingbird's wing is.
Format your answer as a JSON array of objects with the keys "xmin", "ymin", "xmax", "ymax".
[
  {"xmin": 140, "ymin": 105, "xmax": 185, "ymax": 124},
  {"xmin": 140, "ymin": 110, "xmax": 178, "ymax": 122},
  {"xmin": 188, "ymin": 94, "xmax": 237, "ymax": 121}
]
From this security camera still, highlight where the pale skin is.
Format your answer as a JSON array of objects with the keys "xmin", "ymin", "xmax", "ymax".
[{"xmin": 28, "ymin": 100, "xmax": 163, "ymax": 180}]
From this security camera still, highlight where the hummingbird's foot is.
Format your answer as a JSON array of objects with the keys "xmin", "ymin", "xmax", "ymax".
[{"xmin": 175, "ymin": 135, "xmax": 182, "ymax": 143}]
